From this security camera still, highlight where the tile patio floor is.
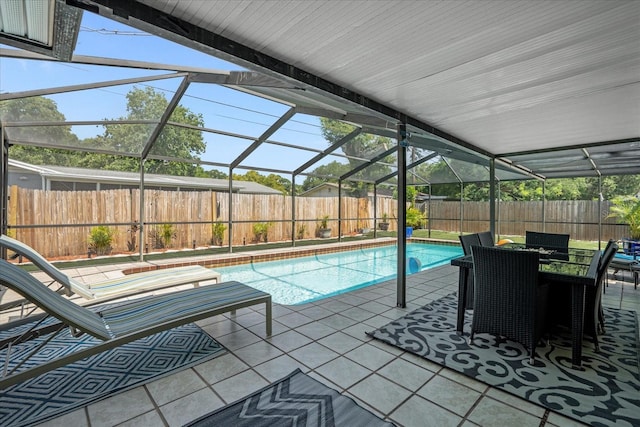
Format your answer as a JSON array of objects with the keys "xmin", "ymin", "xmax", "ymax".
[{"xmin": 5, "ymin": 255, "xmax": 639, "ymax": 427}]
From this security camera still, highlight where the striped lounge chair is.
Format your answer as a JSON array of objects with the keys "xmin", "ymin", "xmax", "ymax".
[
  {"xmin": 0, "ymin": 259, "xmax": 271, "ymax": 389},
  {"xmin": 0, "ymin": 234, "xmax": 221, "ymax": 308}
]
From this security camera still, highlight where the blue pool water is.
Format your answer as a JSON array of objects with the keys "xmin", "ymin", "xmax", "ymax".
[{"xmin": 215, "ymin": 243, "xmax": 462, "ymax": 305}]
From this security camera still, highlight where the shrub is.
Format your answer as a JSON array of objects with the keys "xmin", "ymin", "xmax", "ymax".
[
  {"xmin": 608, "ymin": 195, "xmax": 640, "ymax": 240},
  {"xmin": 211, "ymin": 222, "xmax": 227, "ymax": 246},
  {"xmin": 152, "ymin": 224, "xmax": 177, "ymax": 249},
  {"xmin": 252, "ymin": 222, "xmax": 271, "ymax": 242},
  {"xmin": 88, "ymin": 226, "xmax": 114, "ymax": 256},
  {"xmin": 406, "ymin": 207, "xmax": 427, "ymax": 229}
]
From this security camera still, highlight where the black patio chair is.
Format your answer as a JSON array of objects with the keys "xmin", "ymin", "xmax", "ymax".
[
  {"xmin": 469, "ymin": 245, "xmax": 549, "ymax": 364},
  {"xmin": 477, "ymin": 231, "xmax": 494, "ymax": 247},
  {"xmin": 525, "ymin": 230, "xmax": 570, "ymax": 261},
  {"xmin": 459, "ymin": 233, "xmax": 481, "ymax": 309},
  {"xmin": 585, "ymin": 239, "xmax": 618, "ymax": 351},
  {"xmin": 525, "ymin": 231, "xmax": 570, "ymax": 253}
]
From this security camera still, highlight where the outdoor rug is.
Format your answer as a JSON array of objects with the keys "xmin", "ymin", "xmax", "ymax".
[
  {"xmin": 0, "ymin": 321, "xmax": 226, "ymax": 427},
  {"xmin": 367, "ymin": 293, "xmax": 640, "ymax": 427},
  {"xmin": 185, "ymin": 368, "xmax": 395, "ymax": 427}
]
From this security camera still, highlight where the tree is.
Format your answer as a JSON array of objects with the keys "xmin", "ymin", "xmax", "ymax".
[
  {"xmin": 0, "ymin": 96, "xmax": 81, "ymax": 165},
  {"xmin": 233, "ymin": 170, "xmax": 292, "ymax": 195},
  {"xmin": 300, "ymin": 161, "xmax": 351, "ymax": 192},
  {"xmin": 79, "ymin": 87, "xmax": 207, "ymax": 175},
  {"xmin": 318, "ymin": 118, "xmax": 394, "ymax": 196}
]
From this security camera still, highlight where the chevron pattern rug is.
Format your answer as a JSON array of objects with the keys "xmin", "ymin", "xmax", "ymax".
[
  {"xmin": 186, "ymin": 368, "xmax": 395, "ymax": 427},
  {"xmin": 367, "ymin": 293, "xmax": 640, "ymax": 427},
  {"xmin": 0, "ymin": 322, "xmax": 225, "ymax": 427}
]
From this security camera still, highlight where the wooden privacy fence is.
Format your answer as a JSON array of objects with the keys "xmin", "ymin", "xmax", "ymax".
[
  {"xmin": 6, "ymin": 186, "xmax": 398, "ymax": 258},
  {"xmin": 6, "ymin": 186, "xmax": 630, "ymax": 258},
  {"xmin": 425, "ymin": 200, "xmax": 628, "ymax": 241}
]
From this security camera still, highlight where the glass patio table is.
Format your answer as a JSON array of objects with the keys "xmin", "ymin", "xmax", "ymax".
[{"xmin": 451, "ymin": 245, "xmax": 599, "ymax": 368}]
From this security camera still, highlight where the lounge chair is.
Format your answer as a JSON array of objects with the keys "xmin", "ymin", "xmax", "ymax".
[
  {"xmin": 0, "ymin": 234, "xmax": 221, "ymax": 307},
  {"xmin": 0, "ymin": 259, "xmax": 271, "ymax": 389}
]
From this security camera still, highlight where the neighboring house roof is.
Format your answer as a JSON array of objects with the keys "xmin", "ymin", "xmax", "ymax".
[
  {"xmin": 300, "ymin": 182, "xmax": 394, "ymax": 198},
  {"xmin": 8, "ymin": 159, "xmax": 282, "ymax": 195}
]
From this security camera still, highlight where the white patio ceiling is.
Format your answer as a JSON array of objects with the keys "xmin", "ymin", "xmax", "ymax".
[{"xmin": 1, "ymin": 0, "xmax": 639, "ymax": 181}]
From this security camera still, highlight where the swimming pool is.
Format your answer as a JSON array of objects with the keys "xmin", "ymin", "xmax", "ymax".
[{"xmin": 215, "ymin": 243, "xmax": 462, "ymax": 305}]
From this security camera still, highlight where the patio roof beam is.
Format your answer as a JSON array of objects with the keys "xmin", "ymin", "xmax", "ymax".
[
  {"xmin": 192, "ymin": 71, "xmax": 302, "ymax": 89},
  {"xmin": 67, "ymin": 0, "xmax": 485, "ymax": 160},
  {"xmin": 340, "ymin": 146, "xmax": 397, "ymax": 181},
  {"xmin": 293, "ymin": 128, "xmax": 362, "ymax": 175},
  {"xmin": 0, "ymin": 72, "xmax": 187, "ymax": 101},
  {"xmin": 2, "ymin": 120, "xmax": 157, "ymax": 127},
  {"xmin": 231, "ymin": 107, "xmax": 296, "ymax": 169},
  {"xmin": 0, "ymin": 47, "xmax": 231, "ymax": 75},
  {"xmin": 5, "ymin": 138, "xmax": 142, "ymax": 157},
  {"xmin": 375, "ymin": 151, "xmax": 438, "ymax": 185},
  {"xmin": 233, "ymin": 164, "xmax": 292, "ymax": 176},
  {"xmin": 295, "ymin": 106, "xmax": 393, "ymax": 129},
  {"xmin": 582, "ymin": 148, "xmax": 602, "ymax": 177},
  {"xmin": 141, "ymin": 76, "xmax": 191, "ymax": 160}
]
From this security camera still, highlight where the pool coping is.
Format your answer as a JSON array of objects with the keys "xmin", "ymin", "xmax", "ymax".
[{"xmin": 122, "ymin": 237, "xmax": 460, "ymax": 275}]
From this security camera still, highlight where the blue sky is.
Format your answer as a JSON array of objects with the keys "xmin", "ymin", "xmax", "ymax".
[{"xmin": 0, "ymin": 10, "xmax": 331, "ymax": 176}]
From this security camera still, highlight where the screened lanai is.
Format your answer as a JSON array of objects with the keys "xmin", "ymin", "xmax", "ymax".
[{"xmin": 1, "ymin": 1, "xmax": 639, "ymax": 307}]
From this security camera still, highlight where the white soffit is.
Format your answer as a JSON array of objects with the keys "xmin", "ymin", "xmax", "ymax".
[{"xmin": 138, "ymin": 0, "xmax": 640, "ymax": 156}]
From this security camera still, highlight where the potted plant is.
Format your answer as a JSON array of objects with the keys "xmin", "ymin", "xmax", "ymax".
[
  {"xmin": 608, "ymin": 195, "xmax": 640, "ymax": 255},
  {"xmin": 297, "ymin": 224, "xmax": 307, "ymax": 240},
  {"xmin": 252, "ymin": 222, "xmax": 271, "ymax": 243},
  {"xmin": 211, "ymin": 222, "xmax": 226, "ymax": 246},
  {"xmin": 126, "ymin": 220, "xmax": 140, "ymax": 252},
  {"xmin": 406, "ymin": 207, "xmax": 427, "ymax": 237},
  {"xmin": 317, "ymin": 215, "xmax": 332, "ymax": 238},
  {"xmin": 159, "ymin": 223, "xmax": 177, "ymax": 249},
  {"xmin": 378, "ymin": 213, "xmax": 390, "ymax": 231}
]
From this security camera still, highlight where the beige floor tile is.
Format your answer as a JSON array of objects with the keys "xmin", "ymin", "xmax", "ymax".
[
  {"xmin": 468, "ymin": 396, "xmax": 543, "ymax": 427},
  {"xmin": 267, "ymin": 329, "xmax": 313, "ymax": 352},
  {"xmin": 253, "ymin": 354, "xmax": 308, "ymax": 381},
  {"xmin": 159, "ymin": 388, "xmax": 223, "ymax": 427},
  {"xmin": 288, "ymin": 342, "xmax": 340, "ymax": 369},
  {"xmin": 344, "ymin": 342, "xmax": 396, "ymax": 370},
  {"xmin": 315, "ymin": 356, "xmax": 372, "ymax": 389},
  {"xmin": 87, "ymin": 387, "xmax": 155, "ymax": 427},
  {"xmin": 348, "ymin": 373, "xmax": 413, "ymax": 415},
  {"xmin": 378, "ymin": 358, "xmax": 435, "ymax": 392},
  {"xmin": 232, "ymin": 339, "xmax": 284, "ymax": 366},
  {"xmin": 212, "ymin": 369, "xmax": 269, "ymax": 404},
  {"xmin": 418, "ymin": 375, "xmax": 482, "ymax": 417},
  {"xmin": 146, "ymin": 368, "xmax": 206, "ymax": 406},
  {"xmin": 118, "ymin": 410, "xmax": 165, "ymax": 427},
  {"xmin": 194, "ymin": 352, "xmax": 249, "ymax": 385},
  {"xmin": 318, "ymin": 330, "xmax": 364, "ymax": 354},
  {"xmin": 390, "ymin": 394, "xmax": 462, "ymax": 427}
]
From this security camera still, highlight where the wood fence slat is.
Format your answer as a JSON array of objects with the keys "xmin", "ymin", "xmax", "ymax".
[{"xmin": 7, "ymin": 186, "xmax": 631, "ymax": 258}]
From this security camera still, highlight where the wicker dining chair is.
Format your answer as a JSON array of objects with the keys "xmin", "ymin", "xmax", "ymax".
[
  {"xmin": 585, "ymin": 239, "xmax": 618, "ymax": 351},
  {"xmin": 477, "ymin": 231, "xmax": 494, "ymax": 247},
  {"xmin": 469, "ymin": 245, "xmax": 549, "ymax": 364},
  {"xmin": 525, "ymin": 231, "xmax": 570, "ymax": 253},
  {"xmin": 459, "ymin": 233, "xmax": 481, "ymax": 309}
]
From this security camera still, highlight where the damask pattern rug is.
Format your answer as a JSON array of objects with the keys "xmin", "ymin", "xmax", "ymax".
[
  {"xmin": 367, "ymin": 293, "xmax": 640, "ymax": 427},
  {"xmin": 185, "ymin": 368, "xmax": 395, "ymax": 427},
  {"xmin": 0, "ymin": 322, "xmax": 226, "ymax": 427}
]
